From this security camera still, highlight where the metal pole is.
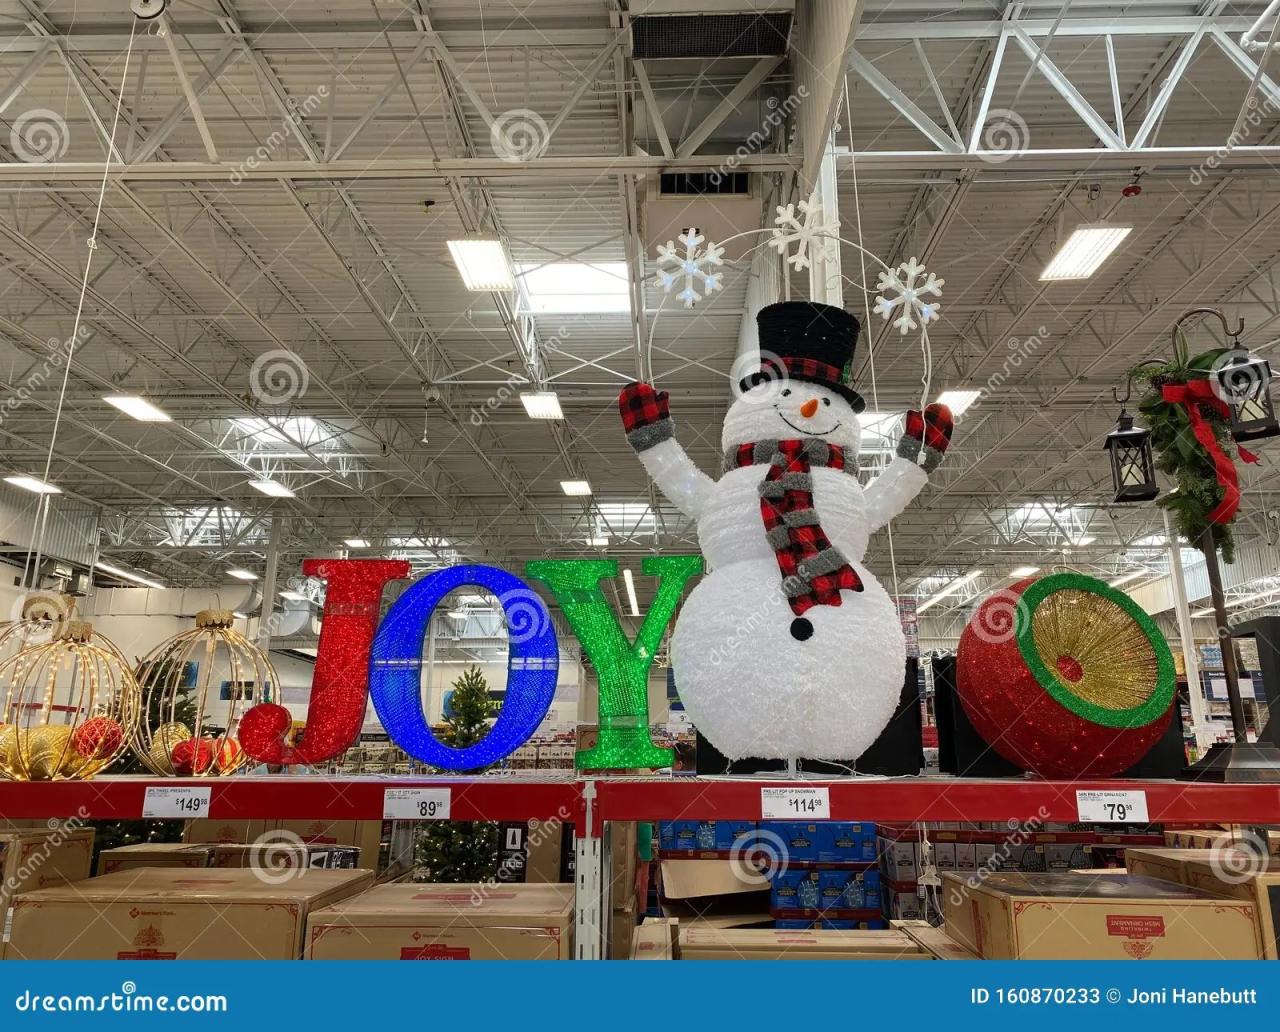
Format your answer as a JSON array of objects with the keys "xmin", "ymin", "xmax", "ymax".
[
  {"xmin": 808, "ymin": 135, "xmax": 843, "ymax": 306},
  {"xmin": 257, "ymin": 516, "xmax": 283, "ymax": 656},
  {"xmin": 1164, "ymin": 512, "xmax": 1210, "ymax": 754},
  {"xmin": 1200, "ymin": 527, "xmax": 1249, "ymax": 742}
]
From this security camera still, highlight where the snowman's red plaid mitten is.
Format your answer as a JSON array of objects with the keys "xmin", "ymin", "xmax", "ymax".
[
  {"xmin": 619, "ymin": 381, "xmax": 674, "ymax": 452},
  {"xmin": 896, "ymin": 402, "xmax": 954, "ymax": 472}
]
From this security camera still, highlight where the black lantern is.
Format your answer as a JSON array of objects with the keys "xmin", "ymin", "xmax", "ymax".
[
  {"xmin": 1215, "ymin": 348, "xmax": 1280, "ymax": 443},
  {"xmin": 1104, "ymin": 410, "xmax": 1158, "ymax": 502}
]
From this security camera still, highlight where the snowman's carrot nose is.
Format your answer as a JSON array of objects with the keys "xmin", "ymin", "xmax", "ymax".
[{"xmin": 800, "ymin": 398, "xmax": 819, "ymax": 418}]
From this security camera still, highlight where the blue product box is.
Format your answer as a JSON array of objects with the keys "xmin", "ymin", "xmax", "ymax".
[
  {"xmin": 658, "ymin": 820, "xmax": 717, "ymax": 851},
  {"xmin": 818, "ymin": 869, "xmax": 881, "ymax": 910},
  {"xmin": 715, "ymin": 819, "xmax": 758, "ymax": 851},
  {"xmin": 774, "ymin": 919, "xmax": 815, "ymax": 930},
  {"xmin": 770, "ymin": 869, "xmax": 822, "ymax": 910},
  {"xmin": 817, "ymin": 822, "xmax": 878, "ymax": 862},
  {"xmin": 761, "ymin": 821, "xmax": 820, "ymax": 861}
]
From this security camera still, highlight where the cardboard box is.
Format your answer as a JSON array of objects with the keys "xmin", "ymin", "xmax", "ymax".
[
  {"xmin": 880, "ymin": 837, "xmax": 918, "ymax": 881},
  {"xmin": 305, "ymin": 883, "xmax": 573, "ymax": 960},
  {"xmin": 896, "ymin": 920, "xmax": 977, "ymax": 960},
  {"xmin": 182, "ymin": 819, "xmax": 272, "ymax": 845},
  {"xmin": 660, "ymin": 858, "xmax": 766, "ymax": 900},
  {"xmin": 680, "ymin": 926, "xmax": 926, "ymax": 960},
  {"xmin": 632, "ymin": 917, "xmax": 676, "ymax": 960},
  {"xmin": 1124, "ymin": 847, "xmax": 1230, "ymax": 886},
  {"xmin": 274, "ymin": 820, "xmax": 383, "ymax": 869},
  {"xmin": 0, "ymin": 827, "xmax": 94, "ymax": 915},
  {"xmin": 611, "ymin": 821, "xmax": 638, "ymax": 913},
  {"xmin": 8, "ymin": 867, "xmax": 372, "ymax": 959},
  {"xmin": 210, "ymin": 843, "xmax": 361, "ymax": 870},
  {"xmin": 942, "ymin": 872, "xmax": 1262, "ymax": 960},
  {"xmin": 885, "ymin": 888, "xmax": 923, "ymax": 922},
  {"xmin": 1175, "ymin": 854, "xmax": 1280, "ymax": 959},
  {"xmin": 97, "ymin": 843, "xmax": 213, "ymax": 876}
]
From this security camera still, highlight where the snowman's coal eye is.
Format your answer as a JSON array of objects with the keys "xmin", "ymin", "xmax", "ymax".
[
  {"xmin": 822, "ymin": 398, "xmax": 830, "ymax": 406},
  {"xmin": 781, "ymin": 389, "xmax": 791, "ymax": 397}
]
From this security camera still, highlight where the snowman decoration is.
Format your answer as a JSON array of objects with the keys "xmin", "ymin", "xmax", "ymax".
[{"xmin": 619, "ymin": 302, "xmax": 953, "ymax": 762}]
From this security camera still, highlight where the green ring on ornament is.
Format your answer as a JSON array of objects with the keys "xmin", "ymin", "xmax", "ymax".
[{"xmin": 1014, "ymin": 572, "xmax": 1175, "ymax": 729}]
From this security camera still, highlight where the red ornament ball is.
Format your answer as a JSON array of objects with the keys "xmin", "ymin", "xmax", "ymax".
[
  {"xmin": 70, "ymin": 716, "xmax": 124, "ymax": 760},
  {"xmin": 956, "ymin": 573, "xmax": 1176, "ymax": 778},
  {"xmin": 170, "ymin": 737, "xmax": 217, "ymax": 776}
]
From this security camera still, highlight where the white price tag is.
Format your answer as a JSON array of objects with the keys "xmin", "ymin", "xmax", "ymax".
[
  {"xmin": 760, "ymin": 786, "xmax": 831, "ymax": 820},
  {"xmin": 383, "ymin": 787, "xmax": 451, "ymax": 820},
  {"xmin": 142, "ymin": 786, "xmax": 211, "ymax": 819},
  {"xmin": 1075, "ymin": 789, "xmax": 1149, "ymax": 824}
]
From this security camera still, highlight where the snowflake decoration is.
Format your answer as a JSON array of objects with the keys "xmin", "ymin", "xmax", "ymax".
[
  {"xmin": 874, "ymin": 257, "xmax": 944, "ymax": 335},
  {"xmin": 769, "ymin": 199, "xmax": 835, "ymax": 271},
  {"xmin": 655, "ymin": 230, "xmax": 724, "ymax": 308}
]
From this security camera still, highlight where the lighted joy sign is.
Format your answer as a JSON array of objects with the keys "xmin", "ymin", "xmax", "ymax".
[{"xmin": 237, "ymin": 556, "xmax": 701, "ymax": 771}]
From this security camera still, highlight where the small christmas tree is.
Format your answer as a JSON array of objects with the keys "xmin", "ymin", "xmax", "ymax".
[{"xmin": 414, "ymin": 666, "xmax": 500, "ymax": 882}]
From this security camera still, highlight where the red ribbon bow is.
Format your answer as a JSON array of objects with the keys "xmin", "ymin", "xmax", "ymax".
[{"xmin": 1160, "ymin": 379, "xmax": 1259, "ymax": 525}]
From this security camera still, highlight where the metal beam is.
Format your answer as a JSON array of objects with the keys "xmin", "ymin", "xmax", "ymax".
[
  {"xmin": 675, "ymin": 55, "xmax": 783, "ymax": 158},
  {"xmin": 847, "ymin": 51, "xmax": 961, "ymax": 153}
]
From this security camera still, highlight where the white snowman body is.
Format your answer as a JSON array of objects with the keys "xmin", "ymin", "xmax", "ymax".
[{"xmin": 638, "ymin": 380, "xmax": 930, "ymax": 762}]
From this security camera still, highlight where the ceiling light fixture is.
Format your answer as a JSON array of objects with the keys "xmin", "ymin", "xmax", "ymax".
[
  {"xmin": 227, "ymin": 568, "xmax": 258, "ymax": 581},
  {"xmin": 4, "ymin": 475, "xmax": 60, "ymax": 495},
  {"xmin": 447, "ymin": 237, "xmax": 515, "ymax": 291},
  {"xmin": 917, "ymin": 570, "xmax": 981, "ymax": 613},
  {"xmin": 1040, "ymin": 223, "xmax": 1132, "ymax": 281},
  {"xmin": 250, "ymin": 479, "xmax": 295, "ymax": 498},
  {"xmin": 520, "ymin": 392, "xmax": 564, "ymax": 420},
  {"xmin": 1108, "ymin": 571, "xmax": 1147, "ymax": 588},
  {"xmin": 343, "ymin": 538, "xmax": 370, "ymax": 548},
  {"xmin": 103, "ymin": 395, "xmax": 172, "ymax": 422},
  {"xmin": 96, "ymin": 560, "xmax": 165, "ymax": 590},
  {"xmin": 622, "ymin": 568, "xmax": 640, "ymax": 617},
  {"xmin": 560, "ymin": 480, "xmax": 592, "ymax": 496},
  {"xmin": 936, "ymin": 389, "xmax": 981, "ymax": 416},
  {"xmin": 279, "ymin": 590, "xmax": 309, "ymax": 603},
  {"xmin": 1010, "ymin": 566, "xmax": 1040, "ymax": 577},
  {"xmin": 586, "ymin": 536, "xmax": 609, "ymax": 547},
  {"xmin": 518, "ymin": 261, "xmax": 630, "ymax": 313}
]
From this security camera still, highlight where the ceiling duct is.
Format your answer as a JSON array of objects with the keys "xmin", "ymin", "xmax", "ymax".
[{"xmin": 631, "ymin": 13, "xmax": 791, "ymax": 59}]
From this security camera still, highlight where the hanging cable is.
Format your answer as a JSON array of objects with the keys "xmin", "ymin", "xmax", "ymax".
[
  {"xmin": 27, "ymin": 18, "xmax": 140, "ymax": 589},
  {"xmin": 844, "ymin": 82, "xmax": 903, "ymax": 600}
]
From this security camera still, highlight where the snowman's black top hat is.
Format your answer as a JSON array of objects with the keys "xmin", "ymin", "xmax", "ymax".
[{"xmin": 740, "ymin": 301, "xmax": 865, "ymax": 413}]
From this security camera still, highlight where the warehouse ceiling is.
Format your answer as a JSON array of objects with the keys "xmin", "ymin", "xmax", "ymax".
[{"xmin": 0, "ymin": 0, "xmax": 1278, "ymax": 634}]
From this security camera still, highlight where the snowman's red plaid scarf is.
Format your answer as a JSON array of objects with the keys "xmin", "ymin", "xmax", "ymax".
[{"xmin": 731, "ymin": 439, "xmax": 864, "ymax": 616}]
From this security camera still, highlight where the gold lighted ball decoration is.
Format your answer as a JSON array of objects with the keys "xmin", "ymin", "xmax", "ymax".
[
  {"xmin": 0, "ymin": 620, "xmax": 140, "ymax": 781},
  {"xmin": 132, "ymin": 609, "xmax": 279, "ymax": 777}
]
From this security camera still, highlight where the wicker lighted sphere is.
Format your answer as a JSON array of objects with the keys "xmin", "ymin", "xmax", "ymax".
[
  {"xmin": 0, "ymin": 620, "xmax": 140, "ymax": 780},
  {"xmin": 0, "ymin": 593, "xmax": 77, "ymax": 665},
  {"xmin": 133, "ymin": 609, "xmax": 278, "ymax": 777}
]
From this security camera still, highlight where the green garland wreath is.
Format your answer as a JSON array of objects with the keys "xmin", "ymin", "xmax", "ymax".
[{"xmin": 1129, "ymin": 331, "xmax": 1237, "ymax": 562}]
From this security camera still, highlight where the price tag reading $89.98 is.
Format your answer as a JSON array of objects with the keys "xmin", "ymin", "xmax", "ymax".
[{"xmin": 383, "ymin": 788, "xmax": 451, "ymax": 820}]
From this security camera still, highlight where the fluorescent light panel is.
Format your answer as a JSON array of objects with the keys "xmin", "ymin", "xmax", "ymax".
[
  {"xmin": 343, "ymin": 538, "xmax": 370, "ymax": 548},
  {"xmin": 279, "ymin": 590, "xmax": 308, "ymax": 602},
  {"xmin": 1108, "ymin": 571, "xmax": 1147, "ymax": 588},
  {"xmin": 104, "ymin": 395, "xmax": 172, "ymax": 422},
  {"xmin": 936, "ymin": 389, "xmax": 981, "ymax": 416},
  {"xmin": 250, "ymin": 479, "xmax": 295, "ymax": 498},
  {"xmin": 622, "ymin": 568, "xmax": 640, "ymax": 617},
  {"xmin": 1040, "ymin": 223, "xmax": 1132, "ymax": 281},
  {"xmin": 917, "ymin": 570, "xmax": 981, "ymax": 613},
  {"xmin": 96, "ymin": 560, "xmax": 164, "ymax": 590},
  {"xmin": 227, "ymin": 568, "xmax": 257, "ymax": 581},
  {"xmin": 520, "ymin": 392, "xmax": 564, "ymax": 420},
  {"xmin": 447, "ymin": 238, "xmax": 515, "ymax": 291},
  {"xmin": 1010, "ymin": 566, "xmax": 1040, "ymax": 577},
  {"xmin": 586, "ymin": 536, "xmax": 609, "ymax": 547},
  {"xmin": 561, "ymin": 480, "xmax": 592, "ymax": 496},
  {"xmin": 5, "ymin": 475, "xmax": 59, "ymax": 495},
  {"xmin": 518, "ymin": 262, "xmax": 630, "ymax": 314}
]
